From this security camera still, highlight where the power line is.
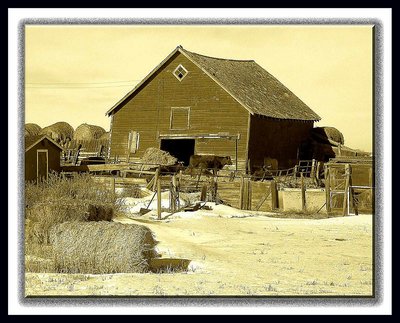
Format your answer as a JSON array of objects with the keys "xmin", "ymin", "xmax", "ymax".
[
  {"xmin": 26, "ymin": 84, "xmax": 137, "ymax": 89},
  {"xmin": 26, "ymin": 79, "xmax": 141, "ymax": 85}
]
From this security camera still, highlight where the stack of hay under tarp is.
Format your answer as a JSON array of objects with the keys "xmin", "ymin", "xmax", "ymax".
[
  {"xmin": 141, "ymin": 147, "xmax": 177, "ymax": 166},
  {"xmin": 73, "ymin": 123, "xmax": 106, "ymax": 141},
  {"xmin": 311, "ymin": 126, "xmax": 345, "ymax": 146},
  {"xmin": 39, "ymin": 121, "xmax": 74, "ymax": 146},
  {"xmin": 50, "ymin": 221, "xmax": 158, "ymax": 274},
  {"xmin": 25, "ymin": 123, "xmax": 42, "ymax": 137}
]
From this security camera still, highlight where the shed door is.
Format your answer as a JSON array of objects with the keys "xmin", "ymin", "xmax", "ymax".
[{"xmin": 37, "ymin": 150, "xmax": 48, "ymax": 182}]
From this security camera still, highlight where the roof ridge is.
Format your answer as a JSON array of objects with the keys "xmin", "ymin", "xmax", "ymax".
[{"xmin": 180, "ymin": 47, "xmax": 254, "ymax": 63}]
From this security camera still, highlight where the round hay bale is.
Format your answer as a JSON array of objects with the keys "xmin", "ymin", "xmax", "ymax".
[
  {"xmin": 141, "ymin": 147, "xmax": 178, "ymax": 166},
  {"xmin": 39, "ymin": 122, "xmax": 74, "ymax": 145},
  {"xmin": 99, "ymin": 131, "xmax": 110, "ymax": 140},
  {"xmin": 25, "ymin": 123, "xmax": 42, "ymax": 137},
  {"xmin": 73, "ymin": 123, "xmax": 106, "ymax": 141},
  {"xmin": 50, "ymin": 221, "xmax": 158, "ymax": 274},
  {"xmin": 312, "ymin": 127, "xmax": 344, "ymax": 145}
]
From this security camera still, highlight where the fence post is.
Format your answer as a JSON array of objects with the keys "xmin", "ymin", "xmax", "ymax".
[
  {"xmin": 325, "ymin": 165, "xmax": 331, "ymax": 214},
  {"xmin": 200, "ymin": 184, "xmax": 208, "ymax": 202},
  {"xmin": 153, "ymin": 167, "xmax": 160, "ymax": 192},
  {"xmin": 172, "ymin": 175, "xmax": 177, "ymax": 212},
  {"xmin": 348, "ymin": 165, "xmax": 358, "ymax": 215},
  {"xmin": 239, "ymin": 175, "xmax": 244, "ymax": 210},
  {"xmin": 342, "ymin": 164, "xmax": 350, "ymax": 216},
  {"xmin": 301, "ymin": 172, "xmax": 306, "ymax": 211},
  {"xmin": 111, "ymin": 176, "xmax": 116, "ymax": 195},
  {"xmin": 247, "ymin": 178, "xmax": 252, "ymax": 210},
  {"xmin": 310, "ymin": 159, "xmax": 316, "ymax": 182},
  {"xmin": 316, "ymin": 162, "xmax": 321, "ymax": 180},
  {"xmin": 271, "ymin": 180, "xmax": 278, "ymax": 210},
  {"xmin": 157, "ymin": 174, "xmax": 162, "ymax": 220}
]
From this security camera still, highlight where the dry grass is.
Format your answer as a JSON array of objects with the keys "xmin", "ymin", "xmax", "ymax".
[
  {"xmin": 25, "ymin": 172, "xmax": 121, "ymax": 273},
  {"xmin": 25, "ymin": 172, "xmax": 118, "ymax": 244},
  {"xmin": 50, "ymin": 221, "xmax": 158, "ymax": 274}
]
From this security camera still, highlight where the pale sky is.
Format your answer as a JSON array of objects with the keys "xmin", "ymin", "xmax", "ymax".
[{"xmin": 25, "ymin": 25, "xmax": 373, "ymax": 152}]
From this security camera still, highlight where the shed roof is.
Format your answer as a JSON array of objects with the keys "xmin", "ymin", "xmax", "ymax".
[
  {"xmin": 25, "ymin": 134, "xmax": 64, "ymax": 152},
  {"xmin": 106, "ymin": 46, "xmax": 321, "ymax": 121}
]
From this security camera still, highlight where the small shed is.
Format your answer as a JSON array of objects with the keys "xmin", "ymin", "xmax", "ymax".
[{"xmin": 25, "ymin": 135, "xmax": 64, "ymax": 182}]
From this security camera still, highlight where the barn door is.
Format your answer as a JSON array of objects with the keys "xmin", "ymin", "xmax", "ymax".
[
  {"xmin": 127, "ymin": 131, "xmax": 140, "ymax": 154},
  {"xmin": 37, "ymin": 149, "xmax": 48, "ymax": 182}
]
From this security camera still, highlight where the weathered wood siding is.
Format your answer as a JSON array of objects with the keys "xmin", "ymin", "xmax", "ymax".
[
  {"xmin": 109, "ymin": 52, "xmax": 249, "ymax": 169},
  {"xmin": 25, "ymin": 138, "xmax": 62, "ymax": 181},
  {"xmin": 248, "ymin": 115, "xmax": 313, "ymax": 170}
]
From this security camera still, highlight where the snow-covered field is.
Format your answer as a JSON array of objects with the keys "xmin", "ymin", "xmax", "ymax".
[{"xmin": 25, "ymin": 199, "xmax": 373, "ymax": 296}]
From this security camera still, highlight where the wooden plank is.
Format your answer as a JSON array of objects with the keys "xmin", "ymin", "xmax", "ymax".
[
  {"xmin": 121, "ymin": 169, "xmax": 157, "ymax": 176},
  {"xmin": 86, "ymin": 163, "xmax": 130, "ymax": 172},
  {"xmin": 255, "ymin": 186, "xmax": 271, "ymax": 211},
  {"xmin": 146, "ymin": 175, "xmax": 155, "ymax": 190}
]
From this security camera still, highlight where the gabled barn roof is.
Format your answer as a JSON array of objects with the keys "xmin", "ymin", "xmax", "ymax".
[
  {"xmin": 25, "ymin": 134, "xmax": 64, "ymax": 152},
  {"xmin": 106, "ymin": 46, "xmax": 321, "ymax": 121}
]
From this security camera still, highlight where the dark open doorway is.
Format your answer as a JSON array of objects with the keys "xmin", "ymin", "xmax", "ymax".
[{"xmin": 160, "ymin": 139, "xmax": 195, "ymax": 166}]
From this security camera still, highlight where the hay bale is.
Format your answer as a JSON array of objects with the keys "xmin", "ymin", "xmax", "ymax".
[
  {"xmin": 50, "ymin": 221, "xmax": 158, "ymax": 274},
  {"xmin": 26, "ymin": 201, "xmax": 114, "ymax": 244},
  {"xmin": 312, "ymin": 127, "xmax": 345, "ymax": 145},
  {"xmin": 99, "ymin": 131, "xmax": 110, "ymax": 140},
  {"xmin": 39, "ymin": 122, "xmax": 74, "ymax": 145},
  {"xmin": 141, "ymin": 147, "xmax": 178, "ymax": 166},
  {"xmin": 25, "ymin": 123, "xmax": 42, "ymax": 137},
  {"xmin": 73, "ymin": 123, "xmax": 106, "ymax": 141}
]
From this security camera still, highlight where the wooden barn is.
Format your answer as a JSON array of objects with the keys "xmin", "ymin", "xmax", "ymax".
[
  {"xmin": 25, "ymin": 135, "xmax": 63, "ymax": 182},
  {"xmin": 106, "ymin": 46, "xmax": 321, "ymax": 171}
]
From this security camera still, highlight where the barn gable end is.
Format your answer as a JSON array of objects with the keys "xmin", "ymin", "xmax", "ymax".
[{"xmin": 108, "ymin": 50, "xmax": 251, "ymax": 168}]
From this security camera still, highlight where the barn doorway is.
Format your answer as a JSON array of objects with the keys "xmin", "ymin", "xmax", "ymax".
[{"xmin": 160, "ymin": 139, "xmax": 195, "ymax": 166}]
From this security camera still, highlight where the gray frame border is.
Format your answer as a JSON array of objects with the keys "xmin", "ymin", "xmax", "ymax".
[{"xmin": 18, "ymin": 17, "xmax": 384, "ymax": 309}]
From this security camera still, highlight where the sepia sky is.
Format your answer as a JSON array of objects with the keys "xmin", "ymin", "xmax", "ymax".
[{"xmin": 25, "ymin": 25, "xmax": 373, "ymax": 152}]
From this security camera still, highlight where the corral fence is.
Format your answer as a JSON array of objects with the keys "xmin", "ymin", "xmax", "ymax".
[
  {"xmin": 59, "ymin": 156, "xmax": 373, "ymax": 217},
  {"xmin": 61, "ymin": 139, "xmax": 110, "ymax": 165}
]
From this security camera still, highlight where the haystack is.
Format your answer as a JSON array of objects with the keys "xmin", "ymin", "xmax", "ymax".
[
  {"xmin": 73, "ymin": 123, "xmax": 106, "ymax": 141},
  {"xmin": 39, "ymin": 122, "xmax": 74, "ymax": 145},
  {"xmin": 50, "ymin": 221, "xmax": 158, "ymax": 274},
  {"xmin": 99, "ymin": 131, "xmax": 110, "ymax": 140},
  {"xmin": 141, "ymin": 147, "xmax": 177, "ymax": 166},
  {"xmin": 312, "ymin": 126, "xmax": 344, "ymax": 145},
  {"xmin": 25, "ymin": 123, "xmax": 42, "ymax": 137},
  {"xmin": 26, "ymin": 201, "xmax": 114, "ymax": 244}
]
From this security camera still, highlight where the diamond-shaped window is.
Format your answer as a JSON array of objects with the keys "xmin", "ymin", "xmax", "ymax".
[{"xmin": 173, "ymin": 64, "xmax": 188, "ymax": 81}]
